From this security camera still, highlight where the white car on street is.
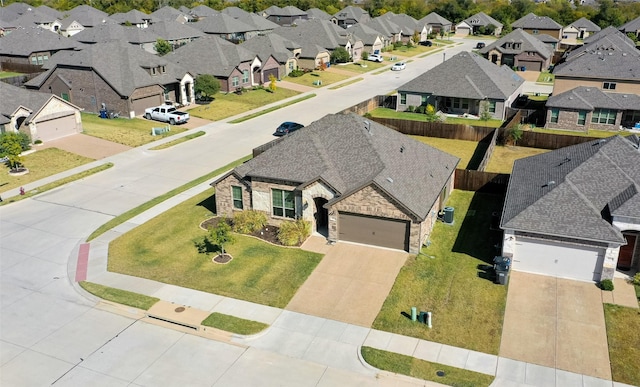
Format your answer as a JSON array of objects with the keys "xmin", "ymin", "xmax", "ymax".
[{"xmin": 391, "ymin": 61, "xmax": 406, "ymax": 71}]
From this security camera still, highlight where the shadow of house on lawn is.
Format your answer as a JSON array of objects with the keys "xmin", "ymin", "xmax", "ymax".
[
  {"xmin": 197, "ymin": 194, "xmax": 216, "ymax": 215},
  {"xmin": 451, "ymin": 192, "xmax": 504, "ymax": 265}
]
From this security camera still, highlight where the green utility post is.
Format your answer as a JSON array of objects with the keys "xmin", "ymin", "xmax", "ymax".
[{"xmin": 411, "ymin": 307, "xmax": 417, "ymax": 322}]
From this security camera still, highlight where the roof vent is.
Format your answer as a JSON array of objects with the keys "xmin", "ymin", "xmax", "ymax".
[
  {"xmin": 386, "ymin": 177, "xmax": 394, "ymax": 183},
  {"xmin": 542, "ymin": 180, "xmax": 556, "ymax": 188},
  {"xmin": 400, "ymin": 145, "xmax": 405, "ymax": 153},
  {"xmin": 364, "ymin": 120, "xmax": 371, "ymax": 134}
]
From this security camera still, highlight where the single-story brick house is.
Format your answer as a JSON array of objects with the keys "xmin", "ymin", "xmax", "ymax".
[
  {"xmin": 213, "ymin": 113, "xmax": 459, "ymax": 253},
  {"xmin": 501, "ymin": 135, "xmax": 640, "ymax": 282}
]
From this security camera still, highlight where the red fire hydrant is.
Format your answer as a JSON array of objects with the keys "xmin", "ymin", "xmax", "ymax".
[{"xmin": 19, "ymin": 187, "xmax": 25, "ymax": 196}]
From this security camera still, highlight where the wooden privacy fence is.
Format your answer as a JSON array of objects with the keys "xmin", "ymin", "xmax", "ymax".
[
  {"xmin": 370, "ymin": 117, "xmax": 496, "ymax": 141},
  {"xmin": 518, "ymin": 131, "xmax": 601, "ymax": 150},
  {"xmin": 454, "ymin": 169, "xmax": 509, "ymax": 194},
  {"xmin": 0, "ymin": 62, "xmax": 43, "ymax": 73}
]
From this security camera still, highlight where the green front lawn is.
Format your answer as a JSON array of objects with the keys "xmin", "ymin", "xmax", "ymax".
[
  {"xmin": 604, "ymin": 304, "xmax": 640, "ymax": 386},
  {"xmin": 411, "ymin": 136, "xmax": 478, "ymax": 169},
  {"xmin": 108, "ymin": 191, "xmax": 323, "ymax": 308},
  {"xmin": 81, "ymin": 113, "xmax": 187, "ymax": 147},
  {"xmin": 79, "ymin": 281, "xmax": 159, "ymax": 310},
  {"xmin": 485, "ymin": 145, "xmax": 549, "ymax": 174},
  {"xmin": 0, "ymin": 148, "xmax": 94, "ymax": 194},
  {"xmin": 368, "ymin": 108, "xmax": 503, "ymax": 127},
  {"xmin": 361, "ymin": 347, "xmax": 494, "ymax": 387},
  {"xmin": 189, "ymin": 88, "xmax": 301, "ymax": 121},
  {"xmin": 282, "ymin": 70, "xmax": 350, "ymax": 88},
  {"xmin": 373, "ymin": 190, "xmax": 507, "ymax": 354},
  {"xmin": 201, "ymin": 312, "xmax": 268, "ymax": 335},
  {"xmin": 339, "ymin": 61, "xmax": 387, "ymax": 73},
  {"xmin": 385, "ymin": 45, "xmax": 436, "ymax": 57}
]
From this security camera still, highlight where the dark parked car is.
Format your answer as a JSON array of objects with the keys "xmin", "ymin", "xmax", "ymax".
[
  {"xmin": 274, "ymin": 122, "xmax": 304, "ymax": 136},
  {"xmin": 421, "ymin": 40, "xmax": 433, "ymax": 47},
  {"xmin": 475, "ymin": 42, "xmax": 486, "ymax": 49}
]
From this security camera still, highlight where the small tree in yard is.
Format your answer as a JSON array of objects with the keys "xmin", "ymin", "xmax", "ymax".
[
  {"xmin": 480, "ymin": 101, "xmax": 492, "ymax": 121},
  {"xmin": 154, "ymin": 38, "xmax": 172, "ymax": 56},
  {"xmin": 0, "ymin": 132, "xmax": 29, "ymax": 171},
  {"xmin": 208, "ymin": 219, "xmax": 235, "ymax": 255},
  {"xmin": 505, "ymin": 124, "xmax": 523, "ymax": 145},
  {"xmin": 424, "ymin": 104, "xmax": 439, "ymax": 122},
  {"xmin": 269, "ymin": 74, "xmax": 277, "ymax": 93},
  {"xmin": 330, "ymin": 47, "xmax": 351, "ymax": 64},
  {"xmin": 319, "ymin": 58, "xmax": 327, "ymax": 71},
  {"xmin": 194, "ymin": 74, "xmax": 220, "ymax": 101}
]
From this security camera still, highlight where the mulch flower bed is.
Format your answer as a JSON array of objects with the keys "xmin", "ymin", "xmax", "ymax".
[
  {"xmin": 201, "ymin": 217, "xmax": 301, "ymax": 247},
  {"xmin": 212, "ymin": 254, "xmax": 233, "ymax": 264}
]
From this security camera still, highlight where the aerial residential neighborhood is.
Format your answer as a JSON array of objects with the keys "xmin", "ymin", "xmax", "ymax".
[{"xmin": 1, "ymin": 0, "xmax": 639, "ymax": 386}]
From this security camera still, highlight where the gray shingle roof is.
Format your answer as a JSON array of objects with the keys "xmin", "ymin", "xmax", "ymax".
[
  {"xmin": 36, "ymin": 5, "xmax": 63, "ymax": 19},
  {"xmin": 226, "ymin": 113, "xmax": 459, "ymax": 220},
  {"xmin": 14, "ymin": 8, "xmax": 58, "ymax": 25},
  {"xmin": 546, "ymin": 86, "xmax": 640, "ymax": 110},
  {"xmin": 583, "ymin": 26, "xmax": 622, "ymax": 44},
  {"xmin": 479, "ymin": 28, "xmax": 552, "ymax": 59},
  {"xmin": 190, "ymin": 5, "xmax": 219, "ymax": 18},
  {"xmin": 306, "ymin": 8, "xmax": 332, "ymax": 20},
  {"xmin": 380, "ymin": 12, "xmax": 420, "ymax": 35},
  {"xmin": 619, "ymin": 15, "xmax": 640, "ymax": 33},
  {"xmin": 27, "ymin": 40, "xmax": 186, "ymax": 96},
  {"xmin": 234, "ymin": 13, "xmax": 279, "ymax": 31},
  {"xmin": 191, "ymin": 13, "xmax": 255, "ymax": 34},
  {"xmin": 0, "ymin": 82, "xmax": 52, "ymax": 121},
  {"xmin": 363, "ymin": 17, "xmax": 402, "ymax": 38},
  {"xmin": 512, "ymin": 13, "xmax": 562, "ymax": 30},
  {"xmin": 220, "ymin": 6, "xmax": 251, "ymax": 19},
  {"xmin": 71, "ymin": 23, "xmax": 159, "ymax": 44},
  {"xmin": 166, "ymin": 35, "xmax": 255, "ymax": 77},
  {"xmin": 398, "ymin": 51, "xmax": 524, "ymax": 100},
  {"xmin": 502, "ymin": 136, "xmax": 640, "ymax": 243},
  {"xmin": 566, "ymin": 17, "xmax": 600, "ymax": 32},
  {"xmin": 241, "ymin": 34, "xmax": 296, "ymax": 64},
  {"xmin": 348, "ymin": 23, "xmax": 383, "ymax": 46},
  {"xmin": 145, "ymin": 20, "xmax": 204, "ymax": 41},
  {"xmin": 150, "ymin": 6, "xmax": 186, "ymax": 22},
  {"xmin": 272, "ymin": 19, "xmax": 351, "ymax": 51},
  {"xmin": 62, "ymin": 5, "xmax": 113, "ymax": 27},
  {"xmin": 110, "ymin": 9, "xmax": 154, "ymax": 25},
  {"xmin": 554, "ymin": 33, "xmax": 640, "ymax": 80},
  {"xmin": 0, "ymin": 27, "xmax": 80, "ymax": 57},
  {"xmin": 333, "ymin": 6, "xmax": 369, "ymax": 22},
  {"xmin": 461, "ymin": 12, "xmax": 503, "ymax": 28},
  {"xmin": 419, "ymin": 12, "xmax": 451, "ymax": 27}
]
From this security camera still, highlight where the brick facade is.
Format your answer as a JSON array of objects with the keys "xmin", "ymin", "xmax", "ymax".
[
  {"xmin": 545, "ymin": 108, "xmax": 621, "ymax": 132},
  {"xmin": 215, "ymin": 173, "xmax": 253, "ymax": 218}
]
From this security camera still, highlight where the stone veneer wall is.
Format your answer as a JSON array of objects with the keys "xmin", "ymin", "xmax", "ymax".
[
  {"xmin": 301, "ymin": 181, "xmax": 336, "ymax": 229},
  {"xmin": 250, "ymin": 178, "xmax": 300, "ymax": 226},
  {"xmin": 214, "ymin": 173, "xmax": 252, "ymax": 217}
]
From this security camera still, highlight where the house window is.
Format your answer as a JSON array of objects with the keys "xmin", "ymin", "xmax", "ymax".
[
  {"xmin": 232, "ymin": 76, "xmax": 239, "ymax": 87},
  {"xmin": 31, "ymin": 57, "xmax": 38, "ymax": 65},
  {"xmin": 445, "ymin": 97, "xmax": 469, "ymax": 110},
  {"xmin": 550, "ymin": 108, "xmax": 559, "ymax": 123},
  {"xmin": 488, "ymin": 100, "xmax": 496, "ymax": 113},
  {"xmin": 577, "ymin": 110, "xmax": 587, "ymax": 126},
  {"xmin": 591, "ymin": 108, "xmax": 616, "ymax": 124},
  {"xmin": 603, "ymin": 82, "xmax": 616, "ymax": 90},
  {"xmin": 400, "ymin": 93, "xmax": 406, "ymax": 105},
  {"xmin": 61, "ymin": 93, "xmax": 69, "ymax": 101},
  {"xmin": 232, "ymin": 186, "xmax": 243, "ymax": 209},
  {"xmin": 288, "ymin": 61, "xmax": 294, "ymax": 71},
  {"xmin": 272, "ymin": 189, "xmax": 295, "ymax": 218},
  {"xmin": 421, "ymin": 95, "xmax": 427, "ymax": 106},
  {"xmin": 151, "ymin": 67, "xmax": 157, "ymax": 75},
  {"xmin": 160, "ymin": 66, "xmax": 166, "ymax": 73},
  {"xmin": 242, "ymin": 70, "xmax": 249, "ymax": 84},
  {"xmin": 532, "ymin": 29, "xmax": 539, "ymax": 34}
]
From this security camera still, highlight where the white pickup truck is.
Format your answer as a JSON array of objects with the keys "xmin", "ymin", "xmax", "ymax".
[{"xmin": 144, "ymin": 105, "xmax": 190, "ymax": 125}]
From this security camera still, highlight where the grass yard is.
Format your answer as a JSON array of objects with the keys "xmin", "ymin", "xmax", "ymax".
[
  {"xmin": 283, "ymin": 70, "xmax": 350, "ymax": 88},
  {"xmin": 0, "ymin": 71, "xmax": 23, "ymax": 78},
  {"xmin": 604, "ymin": 304, "xmax": 640, "ymax": 386},
  {"xmin": 0, "ymin": 148, "xmax": 94, "ymax": 194},
  {"xmin": 108, "ymin": 190, "xmax": 323, "ymax": 308},
  {"xmin": 368, "ymin": 108, "xmax": 503, "ymax": 127},
  {"xmin": 81, "ymin": 113, "xmax": 187, "ymax": 147},
  {"xmin": 361, "ymin": 347, "xmax": 494, "ymax": 387},
  {"xmin": 338, "ymin": 61, "xmax": 386, "ymax": 73},
  {"xmin": 385, "ymin": 45, "xmax": 436, "ymax": 57},
  {"xmin": 201, "ymin": 312, "xmax": 268, "ymax": 335},
  {"xmin": 485, "ymin": 145, "xmax": 549, "ymax": 174},
  {"xmin": 536, "ymin": 71, "xmax": 554, "ymax": 83},
  {"xmin": 411, "ymin": 136, "xmax": 479, "ymax": 169},
  {"xmin": 79, "ymin": 281, "xmax": 159, "ymax": 310},
  {"xmin": 532, "ymin": 127, "xmax": 629, "ymax": 138},
  {"xmin": 373, "ymin": 190, "xmax": 507, "ymax": 354},
  {"xmin": 189, "ymin": 88, "xmax": 300, "ymax": 121}
]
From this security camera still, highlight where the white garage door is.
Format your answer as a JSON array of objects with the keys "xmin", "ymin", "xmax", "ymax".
[
  {"xmin": 513, "ymin": 237, "xmax": 604, "ymax": 282},
  {"xmin": 36, "ymin": 114, "xmax": 79, "ymax": 142}
]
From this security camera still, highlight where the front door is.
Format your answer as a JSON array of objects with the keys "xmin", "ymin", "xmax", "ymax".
[
  {"xmin": 313, "ymin": 197, "xmax": 328, "ymax": 236},
  {"xmin": 617, "ymin": 234, "xmax": 637, "ymax": 270}
]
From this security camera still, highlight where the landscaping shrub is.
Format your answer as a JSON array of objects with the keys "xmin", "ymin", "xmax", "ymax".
[
  {"xmin": 289, "ymin": 69, "xmax": 305, "ymax": 77},
  {"xmin": 415, "ymin": 105, "xmax": 425, "ymax": 114},
  {"xmin": 233, "ymin": 210, "xmax": 267, "ymax": 234},
  {"xmin": 393, "ymin": 41, "xmax": 403, "ymax": 49},
  {"xmin": 405, "ymin": 105, "xmax": 415, "ymax": 113},
  {"xmin": 362, "ymin": 51, "xmax": 369, "ymax": 60},
  {"xmin": 600, "ymin": 279, "xmax": 614, "ymax": 291},
  {"xmin": 277, "ymin": 219, "xmax": 311, "ymax": 246},
  {"xmin": 331, "ymin": 47, "xmax": 351, "ymax": 64}
]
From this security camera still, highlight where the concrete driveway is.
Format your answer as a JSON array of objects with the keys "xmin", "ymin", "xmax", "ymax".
[
  {"xmin": 499, "ymin": 271, "xmax": 611, "ymax": 380},
  {"xmin": 287, "ymin": 236, "xmax": 408, "ymax": 327},
  {"xmin": 40, "ymin": 133, "xmax": 131, "ymax": 159}
]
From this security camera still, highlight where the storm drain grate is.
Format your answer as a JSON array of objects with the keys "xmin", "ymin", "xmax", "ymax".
[{"xmin": 146, "ymin": 315, "xmax": 198, "ymax": 331}]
